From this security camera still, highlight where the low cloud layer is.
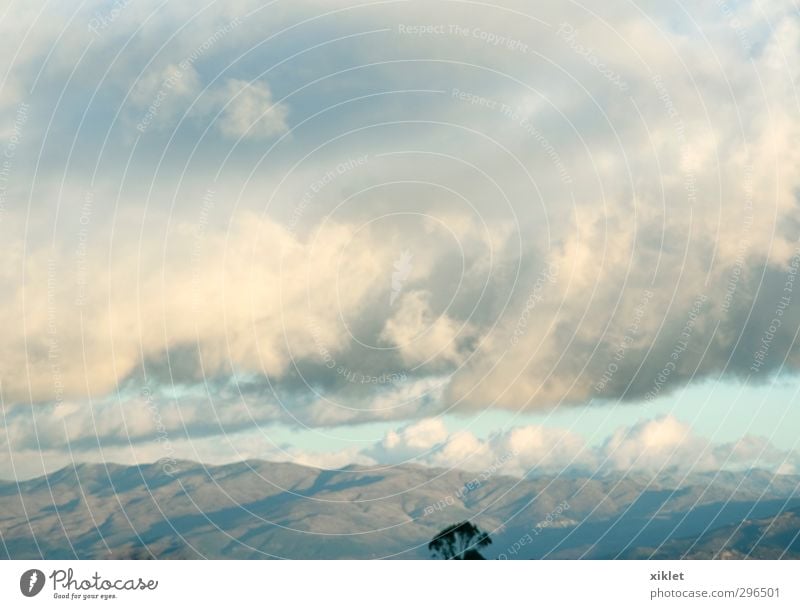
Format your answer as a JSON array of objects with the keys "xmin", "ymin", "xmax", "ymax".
[{"xmin": 3, "ymin": 412, "xmax": 797, "ymax": 480}]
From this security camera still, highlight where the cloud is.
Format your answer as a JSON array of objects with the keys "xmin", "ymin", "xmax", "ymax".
[
  {"xmin": 129, "ymin": 69, "xmax": 288, "ymax": 138},
  {"xmin": 600, "ymin": 416, "xmax": 717, "ymax": 472},
  {"xmin": 405, "ymin": 416, "xmax": 798, "ymax": 476},
  {"xmin": 130, "ymin": 63, "xmax": 202, "ymax": 131},
  {"xmin": 5, "ymin": 411, "xmax": 797, "ymax": 480},
  {"xmin": 379, "ymin": 291, "xmax": 473, "ymax": 367},
  {"xmin": 368, "ymin": 418, "xmax": 450, "ymax": 462},
  {"xmin": 209, "ymin": 79, "xmax": 289, "ymax": 140},
  {"xmin": 0, "ymin": 212, "xmax": 388, "ymax": 404},
  {"xmin": 0, "ymin": 0, "xmax": 799, "ymax": 446},
  {"xmin": 366, "ymin": 415, "xmax": 800, "ymax": 477}
]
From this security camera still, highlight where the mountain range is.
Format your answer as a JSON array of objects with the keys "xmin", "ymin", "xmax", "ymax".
[{"xmin": 2, "ymin": 460, "xmax": 799, "ymax": 559}]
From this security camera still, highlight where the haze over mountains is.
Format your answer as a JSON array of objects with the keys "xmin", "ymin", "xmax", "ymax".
[{"xmin": 2, "ymin": 460, "xmax": 798, "ymax": 560}]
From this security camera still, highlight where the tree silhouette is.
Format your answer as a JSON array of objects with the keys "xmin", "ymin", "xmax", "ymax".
[{"xmin": 428, "ymin": 521, "xmax": 492, "ymax": 559}]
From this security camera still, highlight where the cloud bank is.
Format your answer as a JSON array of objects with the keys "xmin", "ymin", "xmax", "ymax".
[
  {"xmin": 4, "ymin": 410, "xmax": 798, "ymax": 480},
  {"xmin": 0, "ymin": 0, "xmax": 799, "ymax": 458}
]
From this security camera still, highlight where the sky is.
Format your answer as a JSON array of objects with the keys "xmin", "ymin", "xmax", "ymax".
[{"xmin": 1, "ymin": 0, "xmax": 799, "ymax": 480}]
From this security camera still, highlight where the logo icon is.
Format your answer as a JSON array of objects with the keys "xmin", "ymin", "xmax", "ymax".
[{"xmin": 20, "ymin": 569, "xmax": 45, "ymax": 597}]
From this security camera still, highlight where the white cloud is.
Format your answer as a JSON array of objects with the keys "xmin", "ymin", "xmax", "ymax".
[
  {"xmin": 601, "ymin": 416, "xmax": 716, "ymax": 472},
  {"xmin": 0, "ymin": 0, "xmax": 799, "ymax": 445},
  {"xmin": 210, "ymin": 79, "xmax": 289, "ymax": 140},
  {"xmin": 5, "ymin": 411, "xmax": 797, "ymax": 480},
  {"xmin": 131, "ymin": 63, "xmax": 202, "ymax": 131},
  {"xmin": 0, "ymin": 213, "xmax": 390, "ymax": 404},
  {"xmin": 380, "ymin": 291, "xmax": 473, "ymax": 367}
]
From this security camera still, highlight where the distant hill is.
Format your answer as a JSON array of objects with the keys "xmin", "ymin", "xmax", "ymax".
[
  {"xmin": 619, "ymin": 506, "xmax": 800, "ymax": 559},
  {"xmin": 1, "ymin": 461, "xmax": 799, "ymax": 559}
]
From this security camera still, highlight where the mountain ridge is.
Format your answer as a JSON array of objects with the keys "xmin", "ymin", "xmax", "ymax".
[{"xmin": 2, "ymin": 459, "xmax": 799, "ymax": 559}]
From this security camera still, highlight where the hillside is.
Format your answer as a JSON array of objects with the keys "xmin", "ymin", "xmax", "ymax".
[{"xmin": 1, "ymin": 461, "xmax": 798, "ymax": 559}]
